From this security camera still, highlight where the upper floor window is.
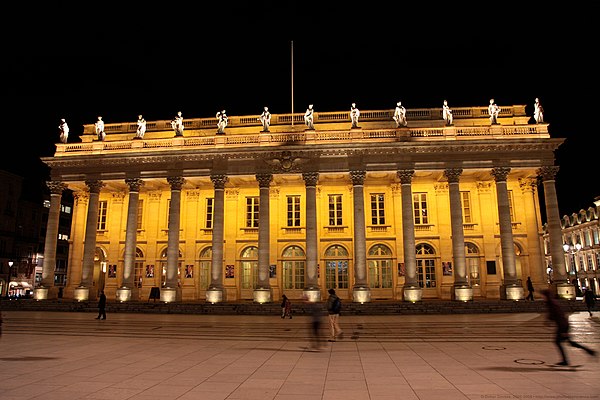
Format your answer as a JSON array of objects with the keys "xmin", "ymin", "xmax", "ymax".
[
  {"xmin": 246, "ymin": 197, "xmax": 259, "ymax": 228},
  {"xmin": 205, "ymin": 198, "xmax": 214, "ymax": 229},
  {"xmin": 287, "ymin": 195, "xmax": 301, "ymax": 227},
  {"xmin": 461, "ymin": 191, "xmax": 472, "ymax": 224},
  {"xmin": 413, "ymin": 193, "xmax": 428, "ymax": 225},
  {"xmin": 137, "ymin": 199, "xmax": 144, "ymax": 230},
  {"xmin": 370, "ymin": 193, "xmax": 386, "ymax": 225},
  {"xmin": 328, "ymin": 194, "xmax": 343, "ymax": 226},
  {"xmin": 97, "ymin": 200, "xmax": 108, "ymax": 231}
]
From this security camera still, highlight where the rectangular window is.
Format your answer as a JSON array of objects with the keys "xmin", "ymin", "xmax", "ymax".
[
  {"xmin": 461, "ymin": 191, "xmax": 472, "ymax": 224},
  {"xmin": 136, "ymin": 200, "xmax": 144, "ymax": 230},
  {"xmin": 413, "ymin": 193, "xmax": 428, "ymax": 225},
  {"xmin": 508, "ymin": 190, "xmax": 515, "ymax": 222},
  {"xmin": 370, "ymin": 194, "xmax": 385, "ymax": 225},
  {"xmin": 205, "ymin": 198, "xmax": 214, "ymax": 229},
  {"xmin": 287, "ymin": 195, "xmax": 301, "ymax": 227},
  {"xmin": 246, "ymin": 197, "xmax": 259, "ymax": 228},
  {"xmin": 97, "ymin": 200, "xmax": 108, "ymax": 230},
  {"xmin": 328, "ymin": 195, "xmax": 343, "ymax": 226}
]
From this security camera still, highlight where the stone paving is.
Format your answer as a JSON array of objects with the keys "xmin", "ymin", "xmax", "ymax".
[{"xmin": 0, "ymin": 310, "xmax": 598, "ymax": 400}]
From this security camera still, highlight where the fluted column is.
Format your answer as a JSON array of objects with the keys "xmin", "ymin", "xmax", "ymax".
[
  {"xmin": 75, "ymin": 180, "xmax": 104, "ymax": 301},
  {"xmin": 162, "ymin": 176, "xmax": 185, "ymax": 303},
  {"xmin": 397, "ymin": 169, "xmax": 422, "ymax": 302},
  {"xmin": 206, "ymin": 174, "xmax": 228, "ymax": 303},
  {"xmin": 302, "ymin": 172, "xmax": 321, "ymax": 301},
  {"xmin": 350, "ymin": 170, "xmax": 370, "ymax": 303},
  {"xmin": 491, "ymin": 167, "xmax": 523, "ymax": 300},
  {"xmin": 518, "ymin": 178, "xmax": 545, "ymax": 291},
  {"xmin": 116, "ymin": 178, "xmax": 144, "ymax": 302},
  {"xmin": 538, "ymin": 166, "xmax": 574, "ymax": 299},
  {"xmin": 34, "ymin": 181, "xmax": 67, "ymax": 300},
  {"xmin": 444, "ymin": 168, "xmax": 472, "ymax": 301},
  {"xmin": 255, "ymin": 173, "xmax": 272, "ymax": 303}
]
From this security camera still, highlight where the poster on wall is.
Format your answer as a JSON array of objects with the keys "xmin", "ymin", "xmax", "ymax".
[
  {"xmin": 185, "ymin": 265, "xmax": 193, "ymax": 278},
  {"xmin": 269, "ymin": 265, "xmax": 276, "ymax": 278},
  {"xmin": 226, "ymin": 265, "xmax": 235, "ymax": 278},
  {"xmin": 397, "ymin": 262, "xmax": 405, "ymax": 277},
  {"xmin": 108, "ymin": 265, "xmax": 116, "ymax": 278},
  {"xmin": 442, "ymin": 262, "xmax": 453, "ymax": 276},
  {"xmin": 146, "ymin": 265, "xmax": 154, "ymax": 278}
]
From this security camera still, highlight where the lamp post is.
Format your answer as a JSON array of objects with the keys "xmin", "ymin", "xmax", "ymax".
[{"xmin": 563, "ymin": 242, "xmax": 582, "ymax": 297}]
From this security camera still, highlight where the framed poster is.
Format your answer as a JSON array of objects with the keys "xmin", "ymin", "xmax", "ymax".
[
  {"xmin": 108, "ymin": 264, "xmax": 116, "ymax": 278},
  {"xmin": 442, "ymin": 262, "xmax": 453, "ymax": 276},
  {"xmin": 226, "ymin": 264, "xmax": 235, "ymax": 278},
  {"xmin": 397, "ymin": 262, "xmax": 405, "ymax": 277},
  {"xmin": 185, "ymin": 265, "xmax": 193, "ymax": 278},
  {"xmin": 269, "ymin": 264, "xmax": 276, "ymax": 278},
  {"xmin": 146, "ymin": 264, "xmax": 154, "ymax": 278}
]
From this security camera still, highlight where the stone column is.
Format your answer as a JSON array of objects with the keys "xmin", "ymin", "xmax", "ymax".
[
  {"xmin": 537, "ymin": 166, "xmax": 574, "ymax": 299},
  {"xmin": 74, "ymin": 179, "xmax": 104, "ymax": 302},
  {"xmin": 518, "ymin": 177, "xmax": 545, "ymax": 293},
  {"xmin": 397, "ymin": 169, "xmax": 422, "ymax": 302},
  {"xmin": 302, "ymin": 172, "xmax": 321, "ymax": 301},
  {"xmin": 206, "ymin": 174, "xmax": 228, "ymax": 303},
  {"xmin": 350, "ymin": 170, "xmax": 370, "ymax": 303},
  {"xmin": 34, "ymin": 181, "xmax": 67, "ymax": 300},
  {"xmin": 491, "ymin": 167, "xmax": 523, "ymax": 300},
  {"xmin": 161, "ymin": 176, "xmax": 185, "ymax": 303},
  {"xmin": 255, "ymin": 173, "xmax": 272, "ymax": 303},
  {"xmin": 116, "ymin": 178, "xmax": 144, "ymax": 302},
  {"xmin": 444, "ymin": 168, "xmax": 472, "ymax": 301}
]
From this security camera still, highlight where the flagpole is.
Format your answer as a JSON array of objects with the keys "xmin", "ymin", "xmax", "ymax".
[{"xmin": 291, "ymin": 40, "xmax": 294, "ymax": 127}]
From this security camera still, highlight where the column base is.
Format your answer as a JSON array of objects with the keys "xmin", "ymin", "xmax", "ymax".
[
  {"xmin": 115, "ymin": 287, "xmax": 139, "ymax": 302},
  {"xmin": 206, "ymin": 286, "xmax": 226, "ymax": 304},
  {"xmin": 453, "ymin": 285, "xmax": 473, "ymax": 301},
  {"xmin": 302, "ymin": 287, "xmax": 322, "ymax": 302},
  {"xmin": 403, "ymin": 285, "xmax": 423, "ymax": 302},
  {"xmin": 502, "ymin": 284, "xmax": 525, "ymax": 301},
  {"xmin": 352, "ymin": 286, "xmax": 371, "ymax": 303},
  {"xmin": 34, "ymin": 286, "xmax": 54, "ymax": 300},
  {"xmin": 253, "ymin": 287, "xmax": 272, "ymax": 304},
  {"xmin": 160, "ymin": 287, "xmax": 180, "ymax": 303},
  {"xmin": 74, "ymin": 286, "xmax": 90, "ymax": 302},
  {"xmin": 556, "ymin": 282, "xmax": 576, "ymax": 300}
]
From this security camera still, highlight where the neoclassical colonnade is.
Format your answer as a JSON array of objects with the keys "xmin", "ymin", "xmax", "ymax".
[{"xmin": 35, "ymin": 165, "xmax": 574, "ymax": 302}]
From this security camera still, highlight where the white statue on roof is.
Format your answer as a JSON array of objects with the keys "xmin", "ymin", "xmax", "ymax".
[
  {"xmin": 59, "ymin": 118, "xmax": 69, "ymax": 143},
  {"xmin": 304, "ymin": 104, "xmax": 315, "ymax": 130},
  {"xmin": 171, "ymin": 111, "xmax": 184, "ymax": 136},
  {"xmin": 216, "ymin": 110, "xmax": 228, "ymax": 134},
  {"xmin": 442, "ymin": 100, "xmax": 453, "ymax": 125},
  {"xmin": 259, "ymin": 106, "xmax": 271, "ymax": 132},
  {"xmin": 350, "ymin": 103, "xmax": 360, "ymax": 128},
  {"xmin": 533, "ymin": 98, "xmax": 544, "ymax": 124},
  {"xmin": 135, "ymin": 115, "xmax": 147, "ymax": 139},
  {"xmin": 95, "ymin": 116, "xmax": 106, "ymax": 141},
  {"xmin": 393, "ymin": 101, "xmax": 407, "ymax": 127},
  {"xmin": 488, "ymin": 99, "xmax": 500, "ymax": 124}
]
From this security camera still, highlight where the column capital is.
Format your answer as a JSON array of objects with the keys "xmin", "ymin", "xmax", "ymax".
[
  {"xmin": 491, "ymin": 167, "xmax": 511, "ymax": 182},
  {"xmin": 302, "ymin": 172, "xmax": 319, "ymax": 186},
  {"xmin": 444, "ymin": 168, "xmax": 463, "ymax": 183},
  {"xmin": 350, "ymin": 170, "xmax": 366, "ymax": 185},
  {"xmin": 537, "ymin": 166, "xmax": 560, "ymax": 181},
  {"xmin": 46, "ymin": 181, "xmax": 67, "ymax": 194},
  {"xmin": 125, "ymin": 178, "xmax": 144, "ymax": 192},
  {"xmin": 397, "ymin": 169, "xmax": 415, "ymax": 184},
  {"xmin": 518, "ymin": 177, "xmax": 538, "ymax": 193},
  {"xmin": 167, "ymin": 176, "xmax": 185, "ymax": 190},
  {"xmin": 256, "ymin": 173, "xmax": 273, "ymax": 188},
  {"xmin": 210, "ymin": 174, "xmax": 228, "ymax": 189},
  {"xmin": 85, "ymin": 179, "xmax": 104, "ymax": 193}
]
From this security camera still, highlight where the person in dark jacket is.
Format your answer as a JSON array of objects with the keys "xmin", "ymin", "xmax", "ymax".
[
  {"xmin": 541, "ymin": 289, "xmax": 596, "ymax": 366},
  {"xmin": 96, "ymin": 290, "xmax": 107, "ymax": 320},
  {"xmin": 326, "ymin": 289, "xmax": 343, "ymax": 341},
  {"xmin": 526, "ymin": 276, "xmax": 535, "ymax": 301},
  {"xmin": 582, "ymin": 288, "xmax": 596, "ymax": 317}
]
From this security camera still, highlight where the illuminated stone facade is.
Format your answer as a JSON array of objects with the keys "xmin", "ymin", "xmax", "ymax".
[{"xmin": 38, "ymin": 104, "xmax": 573, "ymax": 303}]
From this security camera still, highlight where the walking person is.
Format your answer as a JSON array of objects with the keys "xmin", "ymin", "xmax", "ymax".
[
  {"xmin": 305, "ymin": 296, "xmax": 324, "ymax": 351},
  {"xmin": 583, "ymin": 288, "xmax": 596, "ymax": 317},
  {"xmin": 281, "ymin": 294, "xmax": 292, "ymax": 319},
  {"xmin": 96, "ymin": 290, "xmax": 107, "ymax": 320},
  {"xmin": 541, "ymin": 289, "xmax": 597, "ymax": 366},
  {"xmin": 526, "ymin": 276, "xmax": 535, "ymax": 301},
  {"xmin": 326, "ymin": 289, "xmax": 343, "ymax": 342}
]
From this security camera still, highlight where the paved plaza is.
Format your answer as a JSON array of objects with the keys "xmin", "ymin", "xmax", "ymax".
[{"xmin": 0, "ymin": 310, "xmax": 599, "ymax": 400}]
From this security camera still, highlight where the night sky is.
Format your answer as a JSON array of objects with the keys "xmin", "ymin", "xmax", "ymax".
[{"xmin": 1, "ymin": 2, "xmax": 596, "ymax": 217}]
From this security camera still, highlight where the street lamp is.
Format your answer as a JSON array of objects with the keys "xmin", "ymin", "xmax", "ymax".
[
  {"xmin": 563, "ymin": 242, "xmax": 582, "ymax": 296},
  {"xmin": 8, "ymin": 260, "xmax": 14, "ymax": 277}
]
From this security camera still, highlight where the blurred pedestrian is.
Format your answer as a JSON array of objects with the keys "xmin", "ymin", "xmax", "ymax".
[
  {"xmin": 541, "ymin": 289, "xmax": 597, "ymax": 366},
  {"xmin": 281, "ymin": 294, "xmax": 292, "ymax": 319},
  {"xmin": 326, "ymin": 288, "xmax": 343, "ymax": 341},
  {"xmin": 96, "ymin": 290, "xmax": 107, "ymax": 320},
  {"xmin": 583, "ymin": 288, "xmax": 596, "ymax": 317},
  {"xmin": 306, "ymin": 296, "xmax": 324, "ymax": 351}
]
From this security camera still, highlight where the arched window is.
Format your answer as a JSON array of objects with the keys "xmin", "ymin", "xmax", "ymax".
[
  {"xmin": 367, "ymin": 244, "xmax": 393, "ymax": 288},
  {"xmin": 134, "ymin": 247, "xmax": 144, "ymax": 288},
  {"xmin": 198, "ymin": 247, "xmax": 212, "ymax": 289},
  {"xmin": 241, "ymin": 246, "xmax": 259, "ymax": 289},
  {"xmin": 465, "ymin": 242, "xmax": 480, "ymax": 286},
  {"xmin": 282, "ymin": 245, "xmax": 306, "ymax": 290},
  {"xmin": 324, "ymin": 245, "xmax": 349, "ymax": 289},
  {"xmin": 416, "ymin": 243, "xmax": 436, "ymax": 288}
]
